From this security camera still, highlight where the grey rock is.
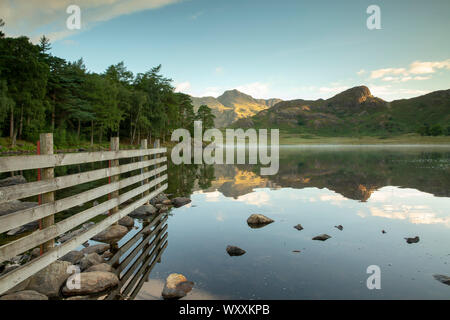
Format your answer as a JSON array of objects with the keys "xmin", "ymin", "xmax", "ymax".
[
  {"xmin": 405, "ymin": 236, "xmax": 420, "ymax": 244},
  {"xmin": 79, "ymin": 253, "xmax": 104, "ymax": 271},
  {"xmin": 58, "ymin": 222, "xmax": 94, "ymax": 243},
  {"xmin": 294, "ymin": 224, "xmax": 304, "ymax": 231},
  {"xmin": 25, "ymin": 261, "xmax": 73, "ymax": 298},
  {"xmin": 150, "ymin": 193, "xmax": 169, "ymax": 205},
  {"xmin": 0, "ymin": 200, "xmax": 37, "ymax": 217},
  {"xmin": 60, "ymin": 251, "xmax": 84, "ymax": 264},
  {"xmin": 247, "ymin": 214, "xmax": 274, "ymax": 228},
  {"xmin": 91, "ymin": 224, "xmax": 128, "ymax": 243},
  {"xmin": 129, "ymin": 204, "xmax": 157, "ymax": 218},
  {"xmin": 312, "ymin": 234, "xmax": 331, "ymax": 241},
  {"xmin": 0, "ymin": 290, "xmax": 48, "ymax": 300},
  {"xmin": 161, "ymin": 273, "xmax": 194, "ymax": 300},
  {"xmin": 85, "ymin": 263, "xmax": 113, "ymax": 273},
  {"xmin": 172, "ymin": 197, "xmax": 191, "ymax": 208},
  {"xmin": 335, "ymin": 225, "xmax": 344, "ymax": 231},
  {"xmin": 118, "ymin": 215, "xmax": 134, "ymax": 228},
  {"xmin": 433, "ymin": 274, "xmax": 450, "ymax": 286},
  {"xmin": 226, "ymin": 246, "xmax": 246, "ymax": 256},
  {"xmin": 0, "ymin": 175, "xmax": 27, "ymax": 187},
  {"xmin": 81, "ymin": 244, "xmax": 110, "ymax": 255},
  {"xmin": 62, "ymin": 271, "xmax": 119, "ymax": 296}
]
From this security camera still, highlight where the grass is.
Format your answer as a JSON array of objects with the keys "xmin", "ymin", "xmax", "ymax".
[{"xmin": 279, "ymin": 132, "xmax": 450, "ymax": 145}]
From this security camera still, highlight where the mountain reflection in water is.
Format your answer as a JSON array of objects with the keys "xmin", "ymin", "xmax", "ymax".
[{"xmin": 134, "ymin": 146, "xmax": 450, "ymax": 300}]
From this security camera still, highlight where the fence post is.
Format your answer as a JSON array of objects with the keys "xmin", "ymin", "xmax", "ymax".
[
  {"xmin": 39, "ymin": 133, "xmax": 54, "ymax": 253},
  {"xmin": 110, "ymin": 137, "xmax": 120, "ymax": 224},
  {"xmin": 141, "ymin": 139, "xmax": 149, "ymax": 202},
  {"xmin": 154, "ymin": 139, "xmax": 161, "ymax": 189}
]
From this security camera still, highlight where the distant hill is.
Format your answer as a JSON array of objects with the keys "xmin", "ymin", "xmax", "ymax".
[
  {"xmin": 190, "ymin": 89, "xmax": 282, "ymax": 127},
  {"xmin": 233, "ymin": 86, "xmax": 450, "ymax": 136}
]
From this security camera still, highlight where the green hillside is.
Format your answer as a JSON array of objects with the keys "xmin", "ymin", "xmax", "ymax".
[{"xmin": 233, "ymin": 86, "xmax": 450, "ymax": 137}]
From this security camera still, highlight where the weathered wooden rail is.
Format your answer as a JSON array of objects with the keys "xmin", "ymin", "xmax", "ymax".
[{"xmin": 0, "ymin": 133, "xmax": 168, "ymax": 295}]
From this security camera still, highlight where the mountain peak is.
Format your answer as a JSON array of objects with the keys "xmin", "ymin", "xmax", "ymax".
[{"xmin": 330, "ymin": 86, "xmax": 373, "ymax": 102}]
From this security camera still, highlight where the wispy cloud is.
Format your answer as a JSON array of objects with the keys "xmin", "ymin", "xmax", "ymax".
[
  {"xmin": 1, "ymin": 0, "xmax": 181, "ymax": 42},
  {"xmin": 370, "ymin": 59, "xmax": 450, "ymax": 81},
  {"xmin": 235, "ymin": 82, "xmax": 271, "ymax": 98},
  {"xmin": 174, "ymin": 81, "xmax": 191, "ymax": 93}
]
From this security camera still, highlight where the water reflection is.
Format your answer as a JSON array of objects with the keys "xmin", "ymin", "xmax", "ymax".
[{"xmin": 105, "ymin": 212, "xmax": 168, "ymax": 300}]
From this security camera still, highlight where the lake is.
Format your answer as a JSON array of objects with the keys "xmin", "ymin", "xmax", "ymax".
[{"xmin": 126, "ymin": 145, "xmax": 450, "ymax": 299}]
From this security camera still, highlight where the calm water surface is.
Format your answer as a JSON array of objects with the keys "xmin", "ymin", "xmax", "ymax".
[{"xmin": 133, "ymin": 146, "xmax": 450, "ymax": 299}]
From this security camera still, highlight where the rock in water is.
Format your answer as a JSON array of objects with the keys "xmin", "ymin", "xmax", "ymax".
[
  {"xmin": 118, "ymin": 215, "xmax": 134, "ymax": 228},
  {"xmin": 129, "ymin": 204, "xmax": 157, "ymax": 218},
  {"xmin": 0, "ymin": 290, "xmax": 48, "ymax": 300},
  {"xmin": 81, "ymin": 244, "xmax": 110, "ymax": 255},
  {"xmin": 382, "ymin": 230, "xmax": 387, "ymax": 234},
  {"xmin": 25, "ymin": 261, "xmax": 72, "ymax": 298},
  {"xmin": 60, "ymin": 250, "xmax": 85, "ymax": 264},
  {"xmin": 150, "ymin": 193, "xmax": 169, "ymax": 205},
  {"xmin": 79, "ymin": 253, "xmax": 104, "ymax": 271},
  {"xmin": 294, "ymin": 224, "xmax": 304, "ymax": 231},
  {"xmin": 161, "ymin": 273, "xmax": 194, "ymax": 300},
  {"xmin": 335, "ymin": 225, "xmax": 343, "ymax": 231},
  {"xmin": 85, "ymin": 263, "xmax": 113, "ymax": 273},
  {"xmin": 247, "ymin": 214, "xmax": 274, "ymax": 228},
  {"xmin": 62, "ymin": 271, "xmax": 119, "ymax": 296},
  {"xmin": 172, "ymin": 197, "xmax": 191, "ymax": 208},
  {"xmin": 226, "ymin": 246, "xmax": 246, "ymax": 256},
  {"xmin": 405, "ymin": 236, "xmax": 420, "ymax": 244},
  {"xmin": 433, "ymin": 274, "xmax": 450, "ymax": 286},
  {"xmin": 312, "ymin": 234, "xmax": 331, "ymax": 241},
  {"xmin": 92, "ymin": 224, "xmax": 128, "ymax": 243},
  {"xmin": 58, "ymin": 222, "xmax": 94, "ymax": 243}
]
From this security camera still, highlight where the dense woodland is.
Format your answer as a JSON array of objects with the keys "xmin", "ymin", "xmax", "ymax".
[{"xmin": 0, "ymin": 19, "xmax": 215, "ymax": 148}]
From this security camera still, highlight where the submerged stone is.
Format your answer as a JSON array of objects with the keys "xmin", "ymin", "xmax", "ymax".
[
  {"xmin": 312, "ymin": 234, "xmax": 331, "ymax": 241},
  {"xmin": 294, "ymin": 224, "xmax": 304, "ymax": 231},
  {"xmin": 226, "ymin": 245, "xmax": 246, "ymax": 256},
  {"xmin": 247, "ymin": 214, "xmax": 274, "ymax": 228},
  {"xmin": 161, "ymin": 273, "xmax": 194, "ymax": 300},
  {"xmin": 405, "ymin": 236, "xmax": 420, "ymax": 244}
]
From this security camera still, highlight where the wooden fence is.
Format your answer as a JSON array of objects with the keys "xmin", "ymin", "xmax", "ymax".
[{"xmin": 0, "ymin": 133, "xmax": 168, "ymax": 295}]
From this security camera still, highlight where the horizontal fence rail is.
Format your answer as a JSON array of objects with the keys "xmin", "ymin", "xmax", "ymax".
[{"xmin": 0, "ymin": 134, "xmax": 168, "ymax": 295}]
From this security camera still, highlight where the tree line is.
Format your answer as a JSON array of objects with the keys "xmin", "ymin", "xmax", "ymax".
[{"xmin": 0, "ymin": 19, "xmax": 215, "ymax": 148}]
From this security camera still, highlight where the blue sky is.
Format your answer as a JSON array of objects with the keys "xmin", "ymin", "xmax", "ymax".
[{"xmin": 2, "ymin": 0, "xmax": 450, "ymax": 101}]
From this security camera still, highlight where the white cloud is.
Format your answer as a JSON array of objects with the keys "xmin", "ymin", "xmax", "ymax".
[
  {"xmin": 236, "ymin": 82, "xmax": 270, "ymax": 98},
  {"xmin": 369, "ymin": 59, "xmax": 450, "ymax": 82},
  {"xmin": 174, "ymin": 81, "xmax": 191, "ymax": 93},
  {"xmin": 409, "ymin": 59, "xmax": 450, "ymax": 74},
  {"xmin": 215, "ymin": 67, "xmax": 224, "ymax": 74},
  {"xmin": 370, "ymin": 68, "xmax": 407, "ymax": 79},
  {"xmin": 1, "ymin": 0, "xmax": 181, "ymax": 42},
  {"xmin": 357, "ymin": 69, "xmax": 366, "ymax": 75},
  {"xmin": 318, "ymin": 86, "xmax": 349, "ymax": 94}
]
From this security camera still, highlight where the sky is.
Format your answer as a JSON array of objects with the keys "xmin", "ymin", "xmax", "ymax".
[{"xmin": 1, "ymin": 0, "xmax": 450, "ymax": 101}]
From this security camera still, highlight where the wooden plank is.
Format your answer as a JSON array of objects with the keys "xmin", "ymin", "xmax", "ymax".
[
  {"xmin": 0, "ymin": 148, "xmax": 167, "ymax": 173},
  {"xmin": 0, "ymin": 174, "xmax": 167, "ymax": 263},
  {"xmin": 122, "ymin": 237, "xmax": 168, "ymax": 298},
  {"xmin": 0, "ymin": 165, "xmax": 167, "ymax": 234},
  {"xmin": 108, "ymin": 212, "xmax": 166, "ymax": 266},
  {"xmin": 0, "ymin": 183, "xmax": 168, "ymax": 295},
  {"xmin": 0, "ymin": 157, "xmax": 166, "ymax": 204},
  {"xmin": 129, "ymin": 241, "xmax": 167, "ymax": 300},
  {"xmin": 141, "ymin": 140, "xmax": 149, "ymax": 200},
  {"xmin": 39, "ymin": 133, "xmax": 55, "ymax": 252},
  {"xmin": 109, "ymin": 137, "xmax": 120, "ymax": 221}
]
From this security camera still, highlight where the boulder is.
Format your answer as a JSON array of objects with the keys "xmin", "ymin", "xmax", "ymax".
[
  {"xmin": 226, "ymin": 246, "xmax": 246, "ymax": 256},
  {"xmin": 60, "ymin": 251, "xmax": 84, "ymax": 265},
  {"xmin": 162, "ymin": 199, "xmax": 173, "ymax": 206},
  {"xmin": 405, "ymin": 236, "xmax": 420, "ymax": 244},
  {"xmin": 102, "ymin": 250, "xmax": 114, "ymax": 260},
  {"xmin": 150, "ymin": 193, "xmax": 169, "ymax": 205},
  {"xmin": 81, "ymin": 244, "xmax": 110, "ymax": 255},
  {"xmin": 25, "ymin": 260, "xmax": 73, "ymax": 298},
  {"xmin": 79, "ymin": 253, "xmax": 104, "ymax": 271},
  {"xmin": 0, "ymin": 290, "xmax": 48, "ymax": 300},
  {"xmin": 30, "ymin": 247, "xmax": 41, "ymax": 259},
  {"xmin": 118, "ymin": 215, "xmax": 134, "ymax": 228},
  {"xmin": 172, "ymin": 197, "xmax": 191, "ymax": 208},
  {"xmin": 335, "ymin": 225, "xmax": 344, "ymax": 231},
  {"xmin": 6, "ymin": 220, "xmax": 39, "ymax": 236},
  {"xmin": 92, "ymin": 224, "xmax": 128, "ymax": 243},
  {"xmin": 129, "ymin": 204, "xmax": 157, "ymax": 218},
  {"xmin": 62, "ymin": 271, "xmax": 119, "ymax": 297},
  {"xmin": 312, "ymin": 234, "xmax": 331, "ymax": 241},
  {"xmin": 294, "ymin": 224, "xmax": 304, "ymax": 231},
  {"xmin": 0, "ymin": 175, "xmax": 27, "ymax": 187},
  {"xmin": 247, "ymin": 214, "xmax": 274, "ymax": 228},
  {"xmin": 433, "ymin": 274, "xmax": 450, "ymax": 286},
  {"xmin": 85, "ymin": 263, "xmax": 113, "ymax": 273},
  {"xmin": 161, "ymin": 273, "xmax": 194, "ymax": 300},
  {"xmin": 158, "ymin": 205, "xmax": 169, "ymax": 213}
]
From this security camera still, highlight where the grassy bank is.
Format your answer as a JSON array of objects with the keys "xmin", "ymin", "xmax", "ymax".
[{"xmin": 279, "ymin": 133, "xmax": 450, "ymax": 145}]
